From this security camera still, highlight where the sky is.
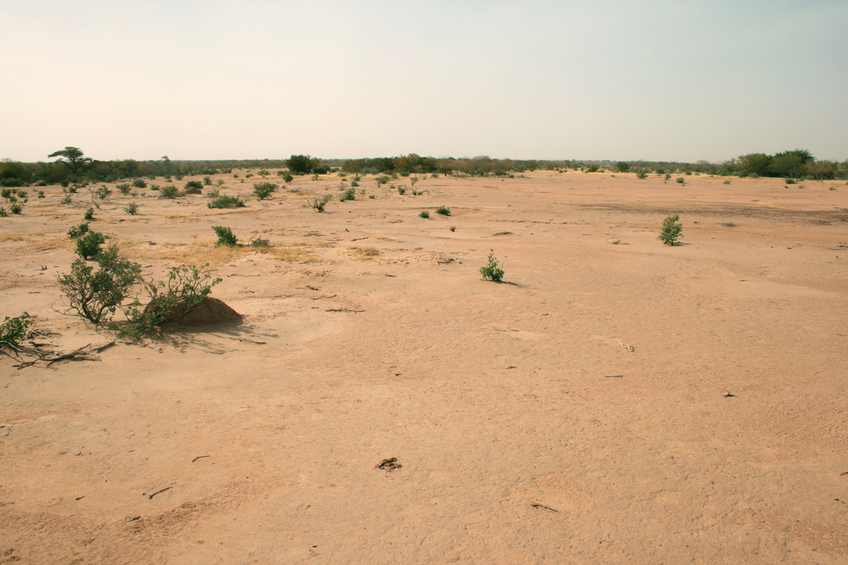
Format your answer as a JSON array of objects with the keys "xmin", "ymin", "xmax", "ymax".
[{"xmin": 2, "ymin": 0, "xmax": 847, "ymax": 163}]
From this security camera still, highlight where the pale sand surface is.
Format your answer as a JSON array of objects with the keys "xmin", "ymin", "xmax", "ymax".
[{"xmin": 1, "ymin": 171, "xmax": 847, "ymax": 564}]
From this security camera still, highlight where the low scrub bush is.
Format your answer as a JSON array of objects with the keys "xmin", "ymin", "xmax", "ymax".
[
  {"xmin": 659, "ymin": 214, "xmax": 683, "ymax": 246},
  {"xmin": 185, "ymin": 180, "xmax": 203, "ymax": 190},
  {"xmin": 116, "ymin": 183, "xmax": 131, "ymax": 195},
  {"xmin": 58, "ymin": 245, "xmax": 142, "ymax": 324},
  {"xmin": 125, "ymin": 202, "xmax": 140, "ymax": 215},
  {"xmin": 132, "ymin": 179, "xmax": 147, "ymax": 189},
  {"xmin": 340, "ymin": 187, "xmax": 356, "ymax": 202},
  {"xmin": 480, "ymin": 250, "xmax": 504, "ymax": 282},
  {"xmin": 159, "ymin": 185, "xmax": 179, "ymax": 198},
  {"xmin": 1, "ymin": 312, "xmax": 33, "ymax": 348},
  {"xmin": 311, "ymin": 194, "xmax": 331, "ymax": 212},
  {"xmin": 10, "ymin": 203, "xmax": 22, "ymax": 214},
  {"xmin": 207, "ymin": 195, "xmax": 245, "ymax": 209},
  {"xmin": 122, "ymin": 264, "xmax": 221, "ymax": 336},
  {"xmin": 419, "ymin": 210, "xmax": 429, "ymax": 218},
  {"xmin": 676, "ymin": 177, "xmax": 685, "ymax": 184},
  {"xmin": 74, "ymin": 230, "xmax": 106, "ymax": 259},
  {"xmin": 436, "ymin": 206, "xmax": 451, "ymax": 216},
  {"xmin": 253, "ymin": 182, "xmax": 278, "ymax": 200},
  {"xmin": 212, "ymin": 226, "xmax": 237, "ymax": 246},
  {"xmin": 33, "ymin": 180, "xmax": 46, "ymax": 187}
]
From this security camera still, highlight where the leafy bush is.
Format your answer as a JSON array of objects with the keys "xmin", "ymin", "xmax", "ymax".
[
  {"xmin": 94, "ymin": 185, "xmax": 111, "ymax": 200},
  {"xmin": 60, "ymin": 180, "xmax": 70, "ymax": 188},
  {"xmin": 116, "ymin": 183, "xmax": 131, "ymax": 195},
  {"xmin": 636, "ymin": 171, "xmax": 648, "ymax": 179},
  {"xmin": 0, "ymin": 207, "xmax": 6, "ymax": 217},
  {"xmin": 58, "ymin": 245, "xmax": 142, "ymax": 324},
  {"xmin": 785, "ymin": 178, "xmax": 796, "ymax": 184},
  {"xmin": 203, "ymin": 176, "xmax": 212, "ymax": 186},
  {"xmin": 397, "ymin": 186, "xmax": 406, "ymax": 195},
  {"xmin": 207, "ymin": 189, "xmax": 220, "ymax": 198},
  {"xmin": 281, "ymin": 171, "xmax": 293, "ymax": 184},
  {"xmin": 122, "ymin": 264, "xmax": 221, "ymax": 336},
  {"xmin": 67, "ymin": 222, "xmax": 90, "ymax": 239},
  {"xmin": 676, "ymin": 177, "xmax": 685, "ymax": 184},
  {"xmin": 340, "ymin": 187, "xmax": 355, "ymax": 201},
  {"xmin": 450, "ymin": 226, "xmax": 456, "ymax": 232},
  {"xmin": 253, "ymin": 182, "xmax": 278, "ymax": 200},
  {"xmin": 33, "ymin": 180, "xmax": 46, "ymax": 187},
  {"xmin": 74, "ymin": 230, "xmax": 106, "ymax": 259},
  {"xmin": 125, "ymin": 202, "xmax": 139, "ymax": 215},
  {"xmin": 212, "ymin": 226, "xmax": 237, "ymax": 246},
  {"xmin": 436, "ymin": 206, "xmax": 451, "ymax": 216},
  {"xmin": 37, "ymin": 190, "xmax": 44, "ymax": 198},
  {"xmin": 419, "ymin": 210, "xmax": 429, "ymax": 218},
  {"xmin": 10, "ymin": 203, "xmax": 21, "ymax": 214},
  {"xmin": 1, "ymin": 312, "xmax": 33, "ymax": 349},
  {"xmin": 207, "ymin": 195, "xmax": 245, "ymax": 209},
  {"xmin": 185, "ymin": 180, "xmax": 203, "ymax": 190},
  {"xmin": 132, "ymin": 179, "xmax": 147, "ymax": 188},
  {"xmin": 311, "ymin": 194, "xmax": 331, "ymax": 212},
  {"xmin": 375, "ymin": 175, "xmax": 390, "ymax": 187},
  {"xmin": 480, "ymin": 250, "xmax": 504, "ymax": 282},
  {"xmin": 658, "ymin": 215, "xmax": 683, "ymax": 246},
  {"xmin": 586, "ymin": 164, "xmax": 600, "ymax": 173},
  {"xmin": 0, "ymin": 189, "xmax": 11, "ymax": 199},
  {"xmin": 159, "ymin": 185, "xmax": 179, "ymax": 198}
]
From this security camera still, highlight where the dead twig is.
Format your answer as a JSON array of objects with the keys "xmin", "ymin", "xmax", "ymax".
[
  {"xmin": 326, "ymin": 308, "xmax": 365, "ymax": 313},
  {"xmin": 148, "ymin": 487, "xmax": 171, "ymax": 500},
  {"xmin": 350, "ymin": 236, "xmax": 369, "ymax": 242},
  {"xmin": 616, "ymin": 339, "xmax": 635, "ymax": 352},
  {"xmin": 191, "ymin": 455, "xmax": 210, "ymax": 463},
  {"xmin": 531, "ymin": 503, "xmax": 559, "ymax": 513}
]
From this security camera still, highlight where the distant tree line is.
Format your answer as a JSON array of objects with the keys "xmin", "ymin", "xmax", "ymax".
[{"xmin": 1, "ymin": 147, "xmax": 845, "ymax": 188}]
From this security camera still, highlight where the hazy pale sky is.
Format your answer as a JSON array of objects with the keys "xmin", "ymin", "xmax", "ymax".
[{"xmin": 2, "ymin": 0, "xmax": 846, "ymax": 163}]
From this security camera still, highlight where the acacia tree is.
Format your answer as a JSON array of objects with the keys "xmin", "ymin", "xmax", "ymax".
[{"xmin": 48, "ymin": 147, "xmax": 92, "ymax": 174}]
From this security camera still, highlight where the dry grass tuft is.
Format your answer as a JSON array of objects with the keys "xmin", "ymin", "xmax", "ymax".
[
  {"xmin": 351, "ymin": 246, "xmax": 381, "ymax": 260},
  {"xmin": 123, "ymin": 239, "xmax": 320, "ymax": 265}
]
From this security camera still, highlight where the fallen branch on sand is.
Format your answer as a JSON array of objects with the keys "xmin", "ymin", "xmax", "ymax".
[
  {"xmin": 326, "ymin": 308, "xmax": 365, "ymax": 313},
  {"xmin": 3, "ymin": 340, "xmax": 115, "ymax": 369}
]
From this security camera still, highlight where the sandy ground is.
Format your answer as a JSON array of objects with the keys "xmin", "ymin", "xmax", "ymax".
[{"xmin": 1, "ymin": 170, "xmax": 847, "ymax": 564}]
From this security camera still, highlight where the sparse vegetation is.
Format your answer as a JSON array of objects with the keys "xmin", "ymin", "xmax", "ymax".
[
  {"xmin": 116, "ymin": 183, "xmax": 131, "ymax": 195},
  {"xmin": 207, "ymin": 195, "xmax": 245, "ymax": 209},
  {"xmin": 132, "ymin": 179, "xmax": 147, "ymax": 189},
  {"xmin": 311, "ymin": 194, "xmax": 331, "ymax": 212},
  {"xmin": 212, "ymin": 226, "xmax": 238, "ymax": 247},
  {"xmin": 436, "ymin": 206, "xmax": 451, "ymax": 216},
  {"xmin": 159, "ymin": 185, "xmax": 179, "ymax": 198},
  {"xmin": 253, "ymin": 182, "xmax": 278, "ymax": 200},
  {"xmin": 184, "ymin": 180, "xmax": 203, "ymax": 190},
  {"xmin": 676, "ymin": 177, "xmax": 685, "ymax": 184},
  {"xmin": 0, "ymin": 312, "xmax": 33, "ymax": 349},
  {"xmin": 480, "ymin": 250, "xmax": 504, "ymax": 282},
  {"xmin": 125, "ymin": 202, "xmax": 140, "ymax": 215},
  {"xmin": 58, "ymin": 244, "xmax": 142, "ymax": 324},
  {"xmin": 340, "ymin": 187, "xmax": 356, "ymax": 202},
  {"xmin": 419, "ymin": 210, "xmax": 430, "ymax": 218},
  {"xmin": 659, "ymin": 215, "xmax": 683, "ymax": 246}
]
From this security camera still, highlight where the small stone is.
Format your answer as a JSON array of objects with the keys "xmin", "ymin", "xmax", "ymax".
[{"xmin": 125, "ymin": 514, "xmax": 140, "ymax": 522}]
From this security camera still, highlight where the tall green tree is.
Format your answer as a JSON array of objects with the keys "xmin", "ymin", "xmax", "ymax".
[{"xmin": 48, "ymin": 147, "xmax": 92, "ymax": 174}]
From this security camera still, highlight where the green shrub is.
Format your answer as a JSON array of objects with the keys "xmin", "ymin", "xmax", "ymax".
[
  {"xmin": 159, "ymin": 185, "xmax": 179, "ymax": 198},
  {"xmin": 203, "ymin": 176, "xmax": 212, "ymax": 186},
  {"xmin": 723, "ymin": 179, "xmax": 732, "ymax": 184},
  {"xmin": 676, "ymin": 177, "xmax": 685, "ymax": 184},
  {"xmin": 58, "ymin": 245, "xmax": 141, "ymax": 324},
  {"xmin": 480, "ymin": 250, "xmax": 504, "ymax": 282},
  {"xmin": 665, "ymin": 173, "xmax": 672, "ymax": 181},
  {"xmin": 67, "ymin": 222, "xmax": 90, "ymax": 239},
  {"xmin": 208, "ymin": 195, "xmax": 245, "ymax": 209},
  {"xmin": 419, "ymin": 210, "xmax": 429, "ymax": 218},
  {"xmin": 450, "ymin": 226, "xmax": 456, "ymax": 232},
  {"xmin": 10, "ymin": 203, "xmax": 22, "ymax": 214},
  {"xmin": 397, "ymin": 186, "xmax": 406, "ymax": 195},
  {"xmin": 311, "ymin": 194, "xmax": 331, "ymax": 212},
  {"xmin": 125, "ymin": 202, "xmax": 140, "ymax": 215},
  {"xmin": 340, "ymin": 187, "xmax": 356, "ymax": 202},
  {"xmin": 207, "ymin": 189, "xmax": 220, "ymax": 198},
  {"xmin": 74, "ymin": 230, "xmax": 106, "ymax": 259},
  {"xmin": 60, "ymin": 180, "xmax": 70, "ymax": 188},
  {"xmin": 1, "ymin": 312, "xmax": 33, "ymax": 348},
  {"xmin": 94, "ymin": 186, "xmax": 111, "ymax": 200},
  {"xmin": 16, "ymin": 190, "xmax": 27, "ymax": 200},
  {"xmin": 0, "ymin": 207, "xmax": 6, "ymax": 217},
  {"xmin": 37, "ymin": 190, "xmax": 44, "ymax": 198},
  {"xmin": 785, "ymin": 178, "xmax": 796, "ymax": 185},
  {"xmin": 253, "ymin": 182, "xmax": 278, "ymax": 200},
  {"xmin": 185, "ymin": 180, "xmax": 203, "ymax": 190},
  {"xmin": 60, "ymin": 194, "xmax": 72, "ymax": 205},
  {"xmin": 33, "ymin": 180, "xmax": 46, "ymax": 187},
  {"xmin": 150, "ymin": 184, "xmax": 160, "ymax": 191},
  {"xmin": 375, "ymin": 175, "xmax": 390, "ymax": 187},
  {"xmin": 351, "ymin": 180, "xmax": 359, "ymax": 187},
  {"xmin": 122, "ymin": 264, "xmax": 221, "ymax": 336},
  {"xmin": 116, "ymin": 183, "xmax": 131, "ymax": 195},
  {"xmin": 636, "ymin": 171, "xmax": 648, "ymax": 179},
  {"xmin": 212, "ymin": 226, "xmax": 237, "ymax": 246},
  {"xmin": 132, "ymin": 179, "xmax": 147, "ymax": 188},
  {"xmin": 0, "ymin": 189, "xmax": 11, "ymax": 199},
  {"xmin": 586, "ymin": 164, "xmax": 600, "ymax": 173},
  {"xmin": 436, "ymin": 206, "xmax": 451, "ymax": 216},
  {"xmin": 658, "ymin": 214, "xmax": 683, "ymax": 245}
]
